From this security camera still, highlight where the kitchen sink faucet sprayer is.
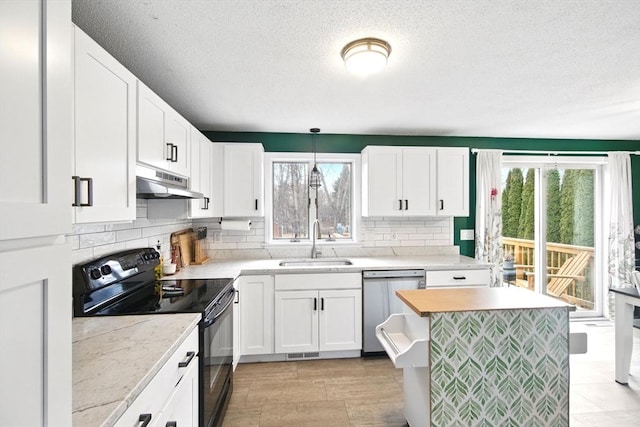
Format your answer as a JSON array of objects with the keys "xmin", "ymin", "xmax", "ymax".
[{"xmin": 311, "ymin": 219, "xmax": 321, "ymax": 258}]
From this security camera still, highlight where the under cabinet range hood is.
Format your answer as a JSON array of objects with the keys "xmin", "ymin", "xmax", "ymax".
[{"xmin": 136, "ymin": 165, "xmax": 203, "ymax": 199}]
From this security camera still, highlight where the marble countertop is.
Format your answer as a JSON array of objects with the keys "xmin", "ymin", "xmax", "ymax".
[
  {"xmin": 72, "ymin": 313, "xmax": 201, "ymax": 427},
  {"xmin": 164, "ymin": 254, "xmax": 488, "ymax": 281}
]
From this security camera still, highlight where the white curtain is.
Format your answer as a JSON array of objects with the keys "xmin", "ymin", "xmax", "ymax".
[
  {"xmin": 607, "ymin": 152, "xmax": 635, "ymax": 289},
  {"xmin": 475, "ymin": 150, "xmax": 503, "ymax": 287}
]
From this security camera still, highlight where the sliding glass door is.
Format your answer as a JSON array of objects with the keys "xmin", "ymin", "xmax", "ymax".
[{"xmin": 501, "ymin": 156, "xmax": 604, "ymax": 317}]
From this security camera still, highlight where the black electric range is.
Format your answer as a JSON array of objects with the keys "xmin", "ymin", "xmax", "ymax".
[{"xmin": 73, "ymin": 247, "xmax": 235, "ymax": 427}]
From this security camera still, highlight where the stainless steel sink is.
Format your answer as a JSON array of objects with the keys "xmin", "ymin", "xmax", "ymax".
[{"xmin": 278, "ymin": 258, "xmax": 353, "ymax": 267}]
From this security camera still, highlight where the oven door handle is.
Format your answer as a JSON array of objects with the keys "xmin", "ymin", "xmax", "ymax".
[{"xmin": 202, "ymin": 292, "xmax": 234, "ymax": 327}]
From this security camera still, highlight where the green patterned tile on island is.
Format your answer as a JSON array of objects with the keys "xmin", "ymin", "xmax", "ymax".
[{"xmin": 430, "ymin": 308, "xmax": 569, "ymax": 426}]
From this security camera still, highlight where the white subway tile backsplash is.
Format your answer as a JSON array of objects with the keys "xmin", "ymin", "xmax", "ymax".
[
  {"xmin": 93, "ymin": 242, "xmax": 127, "ymax": 257},
  {"xmin": 116, "ymin": 228, "xmax": 143, "ymax": 241},
  {"xmin": 70, "ymin": 207, "xmax": 455, "ymax": 263},
  {"xmin": 125, "ymin": 238, "xmax": 151, "ymax": 249},
  {"xmin": 71, "ymin": 248, "xmax": 95, "ymax": 265},
  {"xmin": 79, "ymin": 231, "xmax": 116, "ymax": 248},
  {"xmin": 66, "ymin": 235, "xmax": 80, "ymax": 250}
]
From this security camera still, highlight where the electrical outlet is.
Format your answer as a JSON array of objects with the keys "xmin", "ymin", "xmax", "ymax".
[
  {"xmin": 213, "ymin": 231, "xmax": 222, "ymax": 243},
  {"xmin": 460, "ymin": 229, "xmax": 474, "ymax": 241}
]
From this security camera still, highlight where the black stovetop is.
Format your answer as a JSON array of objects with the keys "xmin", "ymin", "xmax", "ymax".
[
  {"xmin": 90, "ymin": 277, "xmax": 234, "ymax": 316},
  {"xmin": 73, "ymin": 247, "xmax": 233, "ymax": 317}
]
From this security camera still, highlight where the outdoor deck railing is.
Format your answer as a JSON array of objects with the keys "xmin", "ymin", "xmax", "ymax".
[{"xmin": 503, "ymin": 237, "xmax": 595, "ymax": 309}]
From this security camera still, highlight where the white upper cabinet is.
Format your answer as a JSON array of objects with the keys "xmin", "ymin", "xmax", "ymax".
[
  {"xmin": 0, "ymin": 0, "xmax": 72, "ymax": 240},
  {"xmin": 361, "ymin": 146, "xmax": 469, "ymax": 217},
  {"xmin": 137, "ymin": 81, "xmax": 190, "ymax": 177},
  {"xmin": 189, "ymin": 128, "xmax": 214, "ymax": 218},
  {"xmin": 72, "ymin": 25, "xmax": 136, "ymax": 223},
  {"xmin": 436, "ymin": 147, "xmax": 469, "ymax": 216},
  {"xmin": 212, "ymin": 143, "xmax": 264, "ymax": 217},
  {"xmin": 361, "ymin": 146, "xmax": 436, "ymax": 216},
  {"xmin": 0, "ymin": 3, "xmax": 73, "ymax": 427}
]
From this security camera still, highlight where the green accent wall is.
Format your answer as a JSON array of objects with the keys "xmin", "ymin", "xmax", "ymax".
[{"xmin": 205, "ymin": 131, "xmax": 640, "ymax": 257}]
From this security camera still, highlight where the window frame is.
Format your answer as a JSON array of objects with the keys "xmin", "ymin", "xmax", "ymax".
[{"xmin": 264, "ymin": 152, "xmax": 361, "ymax": 246}]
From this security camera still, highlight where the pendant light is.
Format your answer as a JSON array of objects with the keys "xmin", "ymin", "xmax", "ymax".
[{"xmin": 309, "ymin": 128, "xmax": 322, "ymax": 189}]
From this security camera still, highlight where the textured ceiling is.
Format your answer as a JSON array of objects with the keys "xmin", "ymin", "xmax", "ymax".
[{"xmin": 72, "ymin": 0, "xmax": 640, "ymax": 140}]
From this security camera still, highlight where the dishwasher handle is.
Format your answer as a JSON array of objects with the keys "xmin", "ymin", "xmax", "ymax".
[{"xmin": 363, "ymin": 270, "xmax": 425, "ymax": 280}]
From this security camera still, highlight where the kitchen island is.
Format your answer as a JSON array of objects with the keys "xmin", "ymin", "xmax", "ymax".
[{"xmin": 378, "ymin": 287, "xmax": 571, "ymax": 426}]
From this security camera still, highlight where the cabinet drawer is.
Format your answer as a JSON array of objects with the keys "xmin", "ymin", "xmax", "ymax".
[
  {"xmin": 275, "ymin": 273, "xmax": 362, "ymax": 291},
  {"xmin": 114, "ymin": 325, "xmax": 199, "ymax": 427},
  {"xmin": 425, "ymin": 269, "xmax": 490, "ymax": 287}
]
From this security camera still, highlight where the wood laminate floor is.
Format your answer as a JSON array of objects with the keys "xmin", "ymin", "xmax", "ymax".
[{"xmin": 222, "ymin": 322, "xmax": 640, "ymax": 426}]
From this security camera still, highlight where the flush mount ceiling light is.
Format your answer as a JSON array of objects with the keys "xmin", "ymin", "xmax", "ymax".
[{"xmin": 341, "ymin": 37, "xmax": 391, "ymax": 77}]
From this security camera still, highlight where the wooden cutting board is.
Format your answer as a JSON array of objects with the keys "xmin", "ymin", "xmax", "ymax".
[
  {"xmin": 178, "ymin": 232, "xmax": 193, "ymax": 266},
  {"xmin": 170, "ymin": 228, "xmax": 193, "ymax": 267}
]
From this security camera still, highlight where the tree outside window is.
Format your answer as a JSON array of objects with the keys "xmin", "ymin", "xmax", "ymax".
[{"xmin": 272, "ymin": 160, "xmax": 352, "ymax": 241}]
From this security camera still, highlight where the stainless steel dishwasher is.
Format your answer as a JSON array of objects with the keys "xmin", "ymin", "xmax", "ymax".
[{"xmin": 362, "ymin": 270, "xmax": 426, "ymax": 355}]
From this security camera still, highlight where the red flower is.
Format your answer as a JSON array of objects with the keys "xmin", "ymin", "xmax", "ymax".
[{"xmin": 490, "ymin": 188, "xmax": 498, "ymax": 199}]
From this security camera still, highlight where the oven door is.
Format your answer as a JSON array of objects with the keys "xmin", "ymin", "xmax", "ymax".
[{"xmin": 201, "ymin": 287, "xmax": 234, "ymax": 427}]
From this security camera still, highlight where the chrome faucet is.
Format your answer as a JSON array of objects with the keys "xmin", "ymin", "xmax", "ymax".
[{"xmin": 311, "ymin": 219, "xmax": 321, "ymax": 258}]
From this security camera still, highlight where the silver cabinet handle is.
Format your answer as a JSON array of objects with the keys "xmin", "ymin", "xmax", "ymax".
[{"xmin": 72, "ymin": 176, "xmax": 93, "ymax": 207}]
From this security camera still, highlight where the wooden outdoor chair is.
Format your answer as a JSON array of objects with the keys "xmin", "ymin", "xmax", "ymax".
[{"xmin": 525, "ymin": 251, "xmax": 592, "ymax": 297}]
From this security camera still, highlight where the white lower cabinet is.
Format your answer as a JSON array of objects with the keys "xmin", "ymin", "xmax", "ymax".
[
  {"xmin": 274, "ymin": 273, "xmax": 362, "ymax": 354},
  {"xmin": 114, "ymin": 326, "xmax": 199, "ymax": 427},
  {"xmin": 238, "ymin": 275, "xmax": 274, "ymax": 356},
  {"xmin": 0, "ymin": 245, "xmax": 71, "ymax": 427},
  {"xmin": 152, "ymin": 360, "xmax": 198, "ymax": 427},
  {"xmin": 425, "ymin": 269, "xmax": 490, "ymax": 288}
]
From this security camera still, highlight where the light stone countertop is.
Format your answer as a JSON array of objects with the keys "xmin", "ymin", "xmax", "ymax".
[
  {"xmin": 163, "ymin": 254, "xmax": 489, "ymax": 281},
  {"xmin": 72, "ymin": 313, "xmax": 201, "ymax": 427}
]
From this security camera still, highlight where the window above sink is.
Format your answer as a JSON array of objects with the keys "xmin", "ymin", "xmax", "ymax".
[{"xmin": 264, "ymin": 152, "xmax": 361, "ymax": 246}]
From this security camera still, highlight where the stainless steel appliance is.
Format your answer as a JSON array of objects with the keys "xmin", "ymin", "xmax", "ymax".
[
  {"xmin": 73, "ymin": 248, "xmax": 234, "ymax": 427},
  {"xmin": 362, "ymin": 269, "xmax": 425, "ymax": 355},
  {"xmin": 136, "ymin": 164, "xmax": 204, "ymax": 199}
]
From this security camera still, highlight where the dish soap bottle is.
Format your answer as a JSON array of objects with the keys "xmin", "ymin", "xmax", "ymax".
[{"xmin": 155, "ymin": 240, "xmax": 164, "ymax": 279}]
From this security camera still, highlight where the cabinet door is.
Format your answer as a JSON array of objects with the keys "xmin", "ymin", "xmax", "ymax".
[
  {"xmin": 436, "ymin": 148, "xmax": 469, "ymax": 216},
  {"xmin": 223, "ymin": 144, "xmax": 264, "ymax": 217},
  {"xmin": 240, "ymin": 275, "xmax": 274, "ymax": 355},
  {"xmin": 210, "ymin": 143, "xmax": 224, "ymax": 217},
  {"xmin": 137, "ymin": 81, "xmax": 167, "ymax": 170},
  {"xmin": 362, "ymin": 147, "xmax": 402, "ymax": 216},
  {"xmin": 0, "ymin": 0, "xmax": 71, "ymax": 240},
  {"xmin": 402, "ymin": 147, "xmax": 436, "ymax": 215},
  {"xmin": 0, "ymin": 244, "xmax": 72, "ymax": 426},
  {"xmin": 274, "ymin": 290, "xmax": 318, "ymax": 353},
  {"xmin": 165, "ymin": 111, "xmax": 190, "ymax": 177},
  {"xmin": 189, "ymin": 131, "xmax": 213, "ymax": 218},
  {"xmin": 73, "ymin": 26, "xmax": 136, "ymax": 223},
  {"xmin": 319, "ymin": 289, "xmax": 362, "ymax": 352},
  {"xmin": 152, "ymin": 360, "xmax": 198, "ymax": 427}
]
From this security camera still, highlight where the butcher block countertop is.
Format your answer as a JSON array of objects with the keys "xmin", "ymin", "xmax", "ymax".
[{"xmin": 397, "ymin": 286, "xmax": 572, "ymax": 317}]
